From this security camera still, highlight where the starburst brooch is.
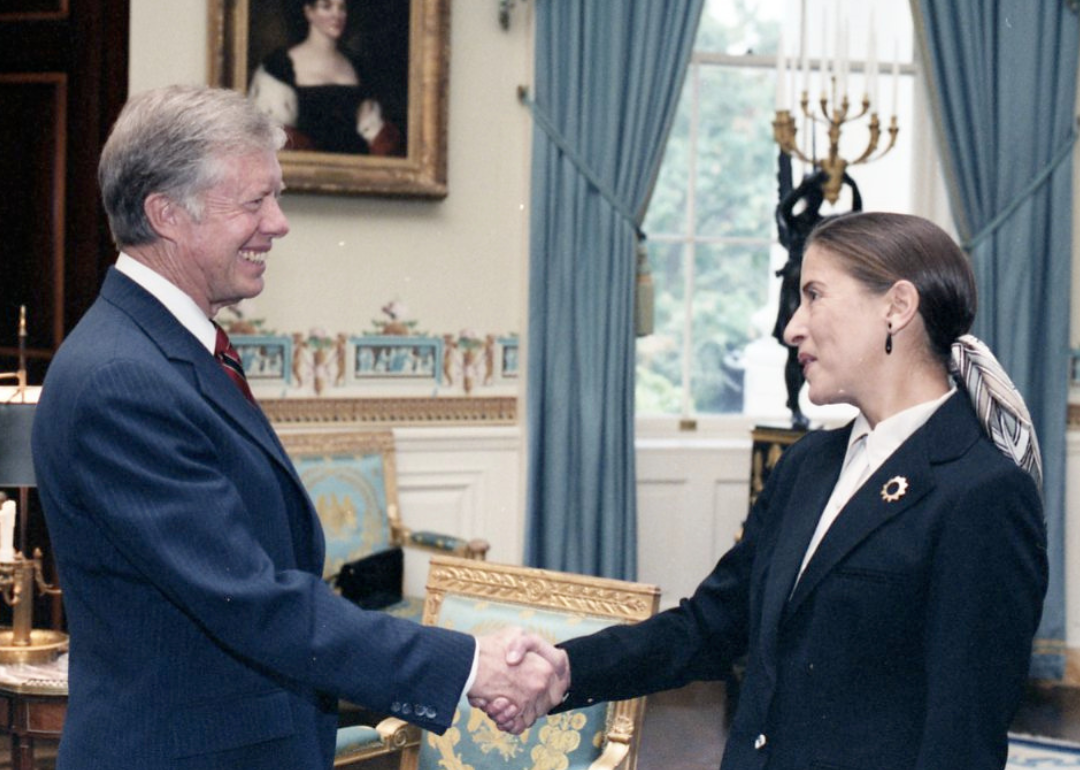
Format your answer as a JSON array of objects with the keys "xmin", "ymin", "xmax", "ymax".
[{"xmin": 880, "ymin": 476, "xmax": 909, "ymax": 503}]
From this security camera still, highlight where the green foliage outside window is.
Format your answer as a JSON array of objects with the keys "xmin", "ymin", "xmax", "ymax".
[{"xmin": 637, "ymin": 1, "xmax": 783, "ymax": 415}]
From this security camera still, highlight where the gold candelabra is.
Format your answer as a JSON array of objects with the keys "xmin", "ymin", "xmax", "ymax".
[
  {"xmin": 0, "ymin": 550, "xmax": 66, "ymax": 664},
  {"xmin": 773, "ymin": 81, "xmax": 899, "ymax": 204}
]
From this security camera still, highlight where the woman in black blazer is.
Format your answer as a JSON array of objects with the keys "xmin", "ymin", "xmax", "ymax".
[{"xmin": 488, "ymin": 212, "xmax": 1048, "ymax": 769}]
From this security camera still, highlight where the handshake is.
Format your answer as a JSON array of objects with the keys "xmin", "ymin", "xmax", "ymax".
[{"xmin": 468, "ymin": 628, "xmax": 572, "ymax": 734}]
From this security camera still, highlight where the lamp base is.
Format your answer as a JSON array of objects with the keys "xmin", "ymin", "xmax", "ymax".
[{"xmin": 0, "ymin": 627, "xmax": 68, "ymax": 664}]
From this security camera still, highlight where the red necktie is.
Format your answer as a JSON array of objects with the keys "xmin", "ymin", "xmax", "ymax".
[{"xmin": 213, "ymin": 323, "xmax": 256, "ymax": 403}]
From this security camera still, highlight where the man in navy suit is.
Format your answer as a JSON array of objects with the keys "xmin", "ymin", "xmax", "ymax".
[{"xmin": 31, "ymin": 85, "xmax": 566, "ymax": 769}]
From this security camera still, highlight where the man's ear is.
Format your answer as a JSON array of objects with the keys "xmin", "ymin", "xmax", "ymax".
[
  {"xmin": 143, "ymin": 193, "xmax": 183, "ymax": 242},
  {"xmin": 885, "ymin": 279, "xmax": 920, "ymax": 332}
]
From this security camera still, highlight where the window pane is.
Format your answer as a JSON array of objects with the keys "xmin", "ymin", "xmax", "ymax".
[
  {"xmin": 695, "ymin": 66, "xmax": 782, "ymax": 240},
  {"xmin": 636, "ymin": 240, "xmax": 686, "ymax": 415},
  {"xmin": 636, "ymin": 0, "xmax": 916, "ymax": 421},
  {"xmin": 690, "ymin": 240, "xmax": 772, "ymax": 413},
  {"xmin": 697, "ymin": 0, "xmax": 785, "ymax": 56},
  {"xmin": 643, "ymin": 77, "xmax": 692, "ymax": 237}
]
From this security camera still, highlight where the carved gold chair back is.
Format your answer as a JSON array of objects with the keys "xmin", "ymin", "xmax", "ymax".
[{"xmin": 399, "ymin": 555, "xmax": 660, "ymax": 770}]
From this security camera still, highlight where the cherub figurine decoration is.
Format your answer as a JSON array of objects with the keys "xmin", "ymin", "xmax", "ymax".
[{"xmin": 773, "ymin": 168, "xmax": 862, "ymax": 428}]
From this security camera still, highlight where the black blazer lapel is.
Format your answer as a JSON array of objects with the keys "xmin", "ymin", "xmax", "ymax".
[
  {"xmin": 755, "ymin": 426, "xmax": 849, "ymax": 686},
  {"xmin": 787, "ymin": 442, "xmax": 934, "ymax": 615},
  {"xmin": 786, "ymin": 392, "xmax": 980, "ymax": 617}
]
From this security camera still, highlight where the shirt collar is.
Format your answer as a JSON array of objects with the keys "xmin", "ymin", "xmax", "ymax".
[
  {"xmin": 115, "ymin": 253, "xmax": 217, "ymax": 355},
  {"xmin": 854, "ymin": 387, "xmax": 957, "ymax": 469}
]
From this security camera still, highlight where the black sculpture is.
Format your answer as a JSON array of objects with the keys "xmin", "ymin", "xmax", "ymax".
[{"xmin": 773, "ymin": 168, "xmax": 862, "ymax": 428}]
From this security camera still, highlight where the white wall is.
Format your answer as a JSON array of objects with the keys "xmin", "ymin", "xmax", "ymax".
[{"xmin": 130, "ymin": 0, "xmax": 534, "ymax": 350}]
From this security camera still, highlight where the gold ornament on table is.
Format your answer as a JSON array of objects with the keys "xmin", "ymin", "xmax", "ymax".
[
  {"xmin": 772, "ymin": 12, "xmax": 900, "ymax": 204},
  {"xmin": 0, "ymin": 305, "xmax": 68, "ymax": 663}
]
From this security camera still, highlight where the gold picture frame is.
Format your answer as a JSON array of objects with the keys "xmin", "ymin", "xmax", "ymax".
[{"xmin": 208, "ymin": 0, "xmax": 450, "ymax": 198}]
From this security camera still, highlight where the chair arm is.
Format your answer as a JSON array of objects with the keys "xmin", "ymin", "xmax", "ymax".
[
  {"xmin": 405, "ymin": 530, "xmax": 490, "ymax": 560},
  {"xmin": 333, "ymin": 717, "xmax": 418, "ymax": 768},
  {"xmin": 374, "ymin": 716, "xmax": 418, "ymax": 749},
  {"xmin": 586, "ymin": 740, "xmax": 631, "ymax": 770},
  {"xmin": 586, "ymin": 711, "xmax": 636, "ymax": 770}
]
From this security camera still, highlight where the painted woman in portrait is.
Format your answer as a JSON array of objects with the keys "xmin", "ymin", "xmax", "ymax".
[{"xmin": 248, "ymin": 0, "xmax": 403, "ymax": 156}]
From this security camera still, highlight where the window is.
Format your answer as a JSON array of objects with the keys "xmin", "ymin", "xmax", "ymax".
[{"xmin": 637, "ymin": 0, "xmax": 917, "ymax": 424}]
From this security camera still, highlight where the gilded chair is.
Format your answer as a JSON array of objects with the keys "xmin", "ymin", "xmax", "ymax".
[
  {"xmin": 279, "ymin": 430, "xmax": 489, "ymax": 620},
  {"xmin": 334, "ymin": 719, "xmax": 420, "ymax": 769},
  {"xmin": 389, "ymin": 555, "xmax": 661, "ymax": 770},
  {"xmin": 279, "ymin": 431, "xmax": 491, "ymax": 767}
]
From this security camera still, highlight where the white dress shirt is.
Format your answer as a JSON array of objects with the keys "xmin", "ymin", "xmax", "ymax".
[
  {"xmin": 797, "ymin": 387, "xmax": 956, "ymax": 579},
  {"xmin": 115, "ymin": 253, "xmax": 217, "ymax": 354}
]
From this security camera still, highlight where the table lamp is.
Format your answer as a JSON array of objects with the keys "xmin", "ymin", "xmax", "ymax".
[{"xmin": 0, "ymin": 307, "xmax": 66, "ymax": 663}]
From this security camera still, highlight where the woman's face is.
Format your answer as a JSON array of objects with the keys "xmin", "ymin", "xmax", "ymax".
[
  {"xmin": 304, "ymin": 0, "xmax": 347, "ymax": 40},
  {"xmin": 783, "ymin": 244, "xmax": 891, "ymax": 412}
]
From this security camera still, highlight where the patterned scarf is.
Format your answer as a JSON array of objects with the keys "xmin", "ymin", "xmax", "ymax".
[{"xmin": 950, "ymin": 334, "xmax": 1043, "ymax": 491}]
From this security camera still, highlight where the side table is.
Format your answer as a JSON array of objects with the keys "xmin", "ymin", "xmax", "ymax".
[{"xmin": 0, "ymin": 657, "xmax": 67, "ymax": 770}]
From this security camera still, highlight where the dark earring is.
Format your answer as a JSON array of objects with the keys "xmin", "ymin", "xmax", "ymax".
[{"xmin": 885, "ymin": 324, "xmax": 893, "ymax": 355}]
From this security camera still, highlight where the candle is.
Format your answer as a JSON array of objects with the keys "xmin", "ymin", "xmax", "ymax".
[
  {"xmin": 800, "ymin": 1, "xmax": 809, "ymax": 96},
  {"xmin": 821, "ymin": 16, "xmax": 830, "ymax": 99},
  {"xmin": 788, "ymin": 55, "xmax": 798, "ymax": 111},
  {"xmin": 840, "ymin": 20, "xmax": 850, "ymax": 100},
  {"xmin": 775, "ymin": 30, "xmax": 787, "ymax": 110},
  {"xmin": 0, "ymin": 501, "xmax": 15, "ymax": 563},
  {"xmin": 891, "ymin": 41, "xmax": 900, "ymax": 117},
  {"xmin": 867, "ymin": 12, "xmax": 878, "ymax": 109},
  {"xmin": 833, "ymin": 2, "xmax": 843, "ymax": 102}
]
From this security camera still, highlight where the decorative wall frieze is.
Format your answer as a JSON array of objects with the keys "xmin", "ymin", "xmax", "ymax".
[
  {"xmin": 262, "ymin": 396, "xmax": 517, "ymax": 426},
  {"xmin": 220, "ymin": 304, "xmax": 520, "ymax": 403}
]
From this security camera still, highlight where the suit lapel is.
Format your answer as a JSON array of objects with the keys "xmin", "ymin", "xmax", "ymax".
[
  {"xmin": 786, "ymin": 438, "xmax": 933, "ymax": 614},
  {"xmin": 100, "ymin": 269, "xmax": 313, "ymax": 513},
  {"xmin": 755, "ymin": 426, "xmax": 849, "ymax": 688},
  {"xmin": 785, "ymin": 392, "xmax": 979, "ymax": 617}
]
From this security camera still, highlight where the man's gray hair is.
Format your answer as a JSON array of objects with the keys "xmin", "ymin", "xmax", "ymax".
[{"xmin": 98, "ymin": 85, "xmax": 286, "ymax": 248}]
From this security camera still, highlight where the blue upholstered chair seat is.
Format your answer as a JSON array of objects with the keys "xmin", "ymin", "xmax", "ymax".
[
  {"xmin": 416, "ymin": 596, "xmax": 617, "ymax": 770},
  {"xmin": 336, "ymin": 725, "xmax": 383, "ymax": 755},
  {"xmin": 334, "ymin": 718, "xmax": 420, "ymax": 768}
]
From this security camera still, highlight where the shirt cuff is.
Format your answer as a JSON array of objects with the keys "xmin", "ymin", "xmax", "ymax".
[{"xmin": 460, "ymin": 638, "xmax": 479, "ymax": 701}]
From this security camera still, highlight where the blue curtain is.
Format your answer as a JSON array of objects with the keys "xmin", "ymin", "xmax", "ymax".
[
  {"xmin": 911, "ymin": 0, "xmax": 1078, "ymax": 679},
  {"xmin": 524, "ymin": 0, "xmax": 704, "ymax": 579}
]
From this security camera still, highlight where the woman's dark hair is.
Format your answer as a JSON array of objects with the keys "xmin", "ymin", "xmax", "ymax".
[
  {"xmin": 806, "ymin": 212, "xmax": 977, "ymax": 364},
  {"xmin": 285, "ymin": 0, "xmax": 352, "ymax": 46}
]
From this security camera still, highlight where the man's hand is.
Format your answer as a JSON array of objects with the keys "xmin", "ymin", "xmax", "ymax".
[{"xmin": 467, "ymin": 627, "xmax": 570, "ymax": 734}]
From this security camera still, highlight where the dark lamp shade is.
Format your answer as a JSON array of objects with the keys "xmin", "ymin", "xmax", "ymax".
[{"xmin": 0, "ymin": 402, "xmax": 36, "ymax": 487}]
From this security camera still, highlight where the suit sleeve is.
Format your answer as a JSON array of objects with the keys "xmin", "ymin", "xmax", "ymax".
[
  {"xmin": 66, "ymin": 358, "xmax": 473, "ymax": 733},
  {"xmin": 914, "ymin": 465, "xmax": 1046, "ymax": 769},
  {"xmin": 556, "ymin": 438, "xmax": 805, "ymax": 708}
]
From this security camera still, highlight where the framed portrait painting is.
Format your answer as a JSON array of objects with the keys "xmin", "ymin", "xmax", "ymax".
[{"xmin": 209, "ymin": 0, "xmax": 449, "ymax": 197}]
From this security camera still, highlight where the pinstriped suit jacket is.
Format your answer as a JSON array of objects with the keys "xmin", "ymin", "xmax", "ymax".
[
  {"xmin": 32, "ymin": 269, "xmax": 473, "ymax": 770},
  {"xmin": 560, "ymin": 391, "xmax": 1047, "ymax": 770}
]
